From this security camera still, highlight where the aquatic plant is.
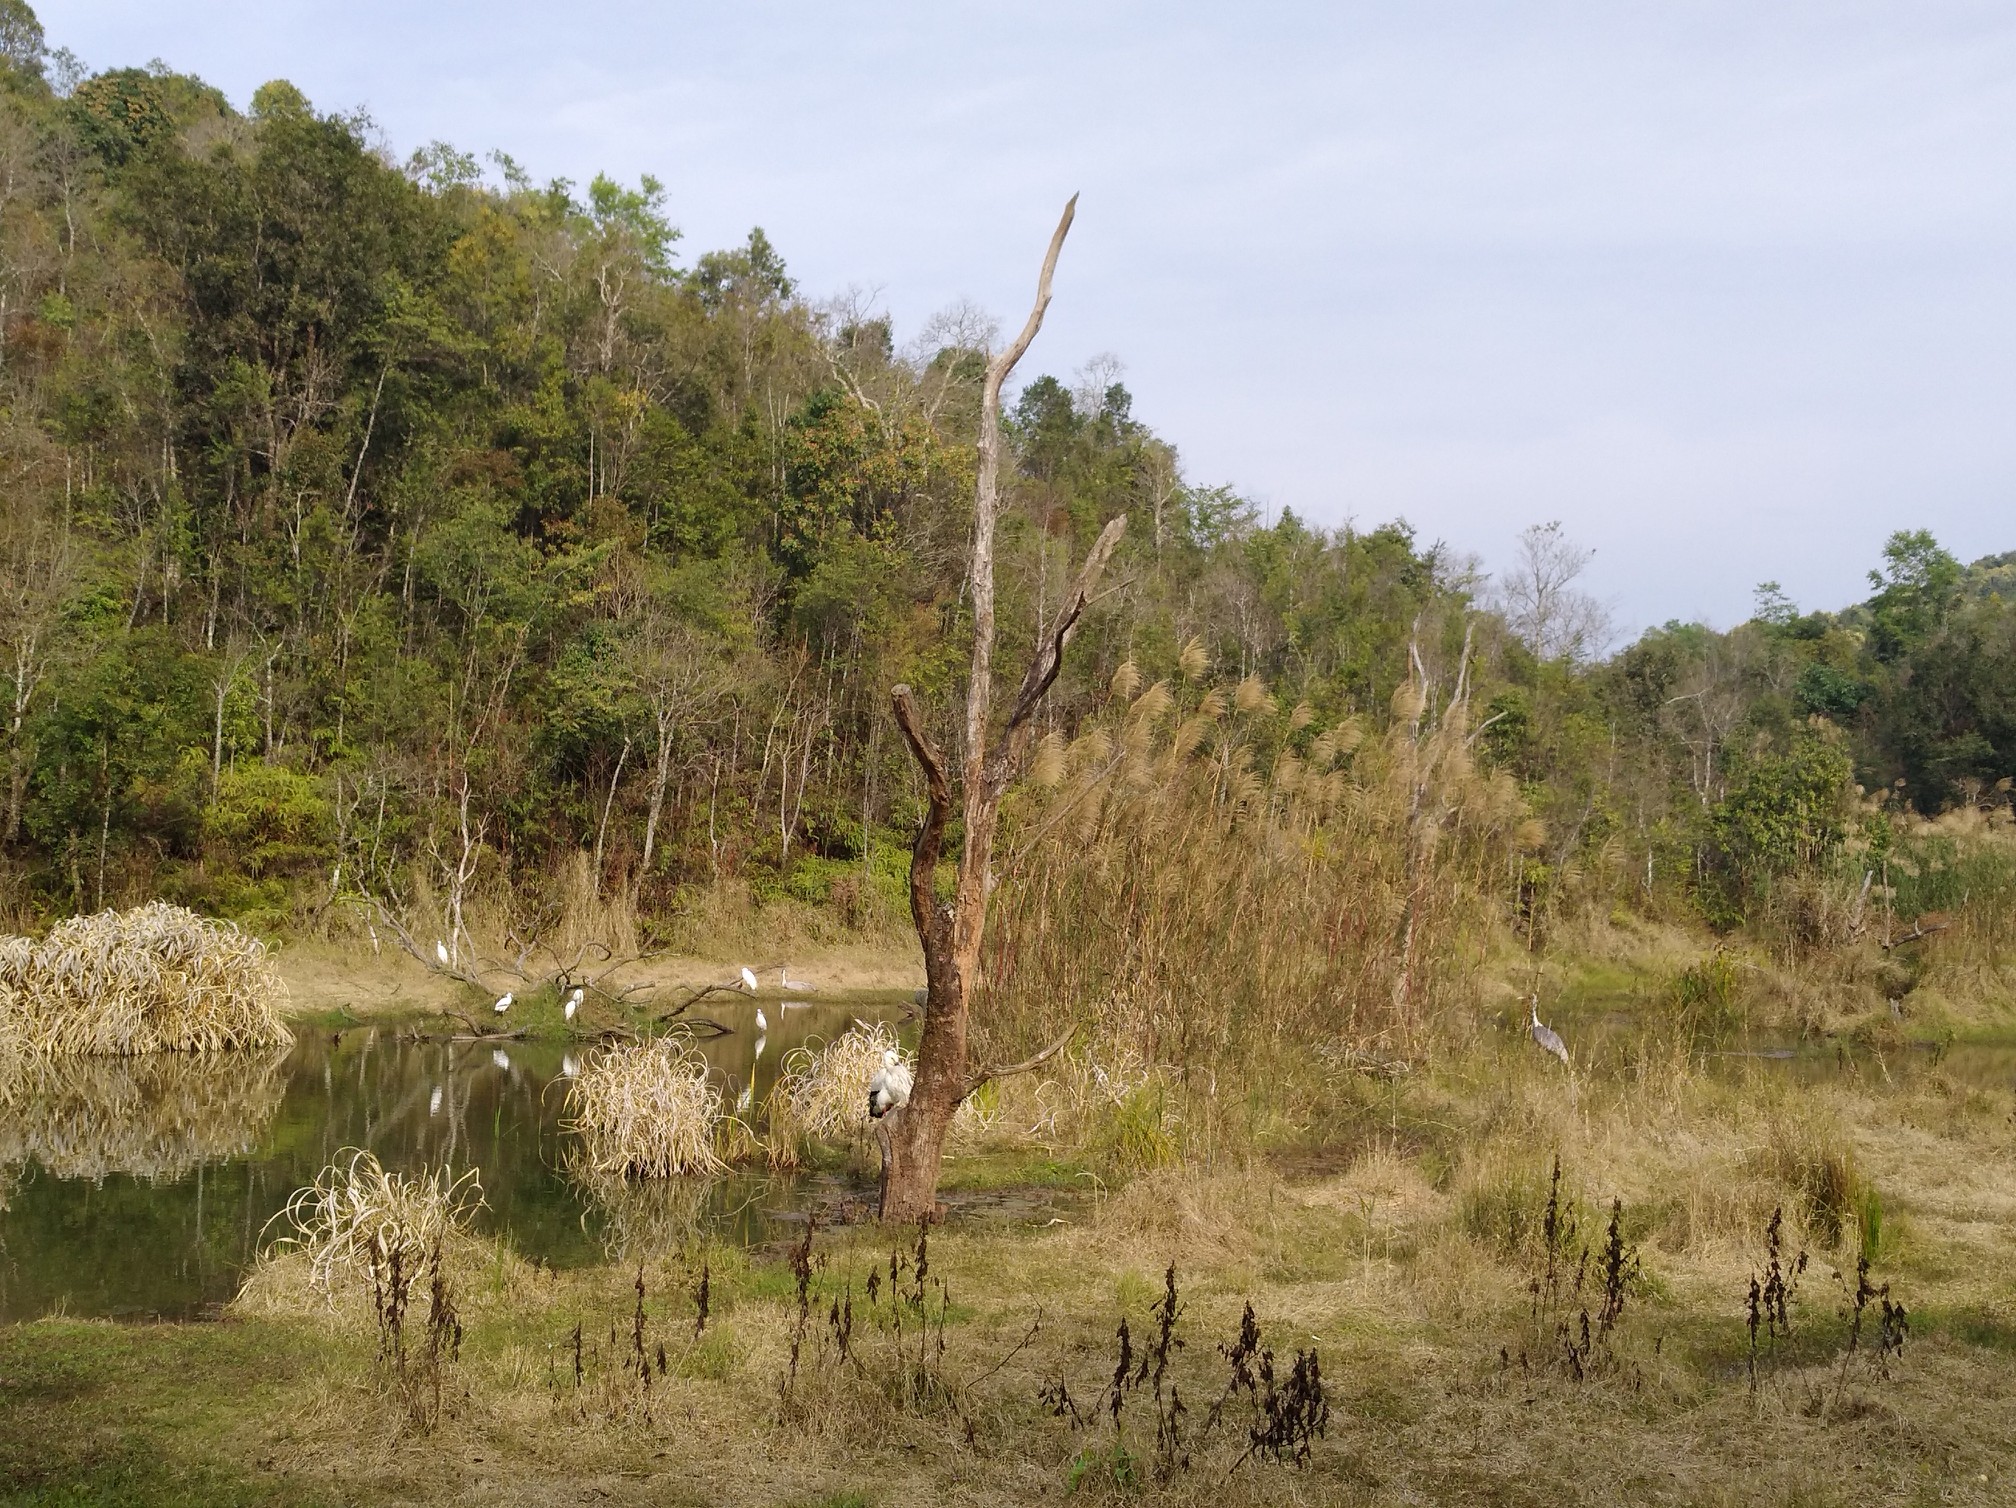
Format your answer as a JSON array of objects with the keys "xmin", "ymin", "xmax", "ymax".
[
  {"xmin": 270, "ymin": 1148, "xmax": 485, "ymax": 1298},
  {"xmin": 566, "ymin": 1037, "xmax": 727, "ymax": 1178},
  {"xmin": 0, "ymin": 902, "xmax": 291, "ymax": 1056}
]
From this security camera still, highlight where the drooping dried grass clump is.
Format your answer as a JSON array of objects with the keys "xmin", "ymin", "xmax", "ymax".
[
  {"xmin": 268, "ymin": 1148, "xmax": 485, "ymax": 1298},
  {"xmin": 769, "ymin": 1021, "xmax": 904, "ymax": 1162},
  {"xmin": 0, "ymin": 902, "xmax": 291, "ymax": 1055},
  {"xmin": 0, "ymin": 1048, "xmax": 288, "ymax": 1184},
  {"xmin": 567, "ymin": 1037, "xmax": 727, "ymax": 1178}
]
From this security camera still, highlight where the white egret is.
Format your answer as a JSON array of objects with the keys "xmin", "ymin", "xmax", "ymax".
[
  {"xmin": 564, "ymin": 987, "xmax": 584, "ymax": 1022},
  {"xmin": 755, "ymin": 1006, "xmax": 768, "ymax": 1033},
  {"xmin": 868, "ymin": 1049, "xmax": 913, "ymax": 1119},
  {"xmin": 779, "ymin": 965, "xmax": 814, "ymax": 992},
  {"xmin": 1528, "ymin": 996, "xmax": 1569, "ymax": 1066},
  {"xmin": 493, "ymin": 990, "xmax": 514, "ymax": 1014},
  {"xmin": 435, "ymin": 939, "xmax": 450, "ymax": 968},
  {"xmin": 738, "ymin": 966, "xmax": 759, "ymax": 993}
]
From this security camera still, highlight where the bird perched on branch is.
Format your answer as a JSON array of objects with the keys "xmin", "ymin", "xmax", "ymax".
[
  {"xmin": 493, "ymin": 990, "xmax": 514, "ymax": 1015},
  {"xmin": 738, "ymin": 966, "xmax": 759, "ymax": 993},
  {"xmin": 868, "ymin": 1049, "xmax": 913, "ymax": 1119},
  {"xmin": 1528, "ymin": 996, "xmax": 1569, "ymax": 1066},
  {"xmin": 564, "ymin": 987, "xmax": 583, "ymax": 1022},
  {"xmin": 435, "ymin": 939, "xmax": 450, "ymax": 968}
]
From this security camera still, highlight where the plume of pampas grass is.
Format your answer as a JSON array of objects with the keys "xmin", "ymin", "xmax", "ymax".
[
  {"xmin": 1234, "ymin": 674, "xmax": 1275, "ymax": 716},
  {"xmin": 1177, "ymin": 635, "xmax": 1209, "ymax": 681},
  {"xmin": 1109, "ymin": 657, "xmax": 1142, "ymax": 699}
]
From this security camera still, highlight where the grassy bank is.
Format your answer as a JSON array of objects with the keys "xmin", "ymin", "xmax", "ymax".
[{"xmin": 6, "ymin": 991, "xmax": 2014, "ymax": 1507}]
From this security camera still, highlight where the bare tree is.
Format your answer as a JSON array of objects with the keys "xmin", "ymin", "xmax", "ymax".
[
  {"xmin": 0, "ymin": 499, "xmax": 78, "ymax": 840},
  {"xmin": 1499, "ymin": 520, "xmax": 1610, "ymax": 662},
  {"xmin": 879, "ymin": 196, "xmax": 1127, "ymax": 1222}
]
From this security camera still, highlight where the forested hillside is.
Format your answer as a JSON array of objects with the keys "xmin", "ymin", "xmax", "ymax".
[{"xmin": 0, "ymin": 6, "xmax": 2011, "ymax": 941}]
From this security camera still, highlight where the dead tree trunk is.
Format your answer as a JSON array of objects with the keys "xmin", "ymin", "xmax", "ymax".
[{"xmin": 880, "ymin": 196, "xmax": 1126, "ymax": 1222}]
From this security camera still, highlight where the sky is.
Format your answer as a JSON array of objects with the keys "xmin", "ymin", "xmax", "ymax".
[{"xmin": 39, "ymin": 1, "xmax": 2016, "ymax": 638}]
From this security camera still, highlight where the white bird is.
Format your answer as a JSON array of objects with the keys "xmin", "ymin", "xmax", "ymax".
[
  {"xmin": 868, "ymin": 1049, "xmax": 913, "ymax": 1119},
  {"xmin": 755, "ymin": 1007, "xmax": 768, "ymax": 1033},
  {"xmin": 564, "ymin": 987, "xmax": 584, "ymax": 1022},
  {"xmin": 493, "ymin": 990, "xmax": 514, "ymax": 1015},
  {"xmin": 779, "ymin": 965, "xmax": 814, "ymax": 992},
  {"xmin": 435, "ymin": 939, "xmax": 450, "ymax": 968},
  {"xmin": 738, "ymin": 966, "xmax": 759, "ymax": 993},
  {"xmin": 738, "ymin": 1032, "xmax": 767, "ymax": 1115},
  {"xmin": 1528, "ymin": 996, "xmax": 1569, "ymax": 1067},
  {"xmin": 429, "ymin": 1084, "xmax": 443, "ymax": 1116}
]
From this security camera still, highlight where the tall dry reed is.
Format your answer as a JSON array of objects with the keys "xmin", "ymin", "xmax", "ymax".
[{"xmin": 976, "ymin": 657, "xmax": 1525, "ymax": 1145}]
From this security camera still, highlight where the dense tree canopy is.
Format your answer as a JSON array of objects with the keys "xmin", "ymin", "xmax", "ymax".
[{"xmin": 0, "ymin": 10, "xmax": 2009, "ymax": 936}]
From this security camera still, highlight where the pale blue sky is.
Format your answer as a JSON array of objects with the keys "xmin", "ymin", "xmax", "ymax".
[{"xmin": 40, "ymin": 1, "xmax": 2016, "ymax": 635}]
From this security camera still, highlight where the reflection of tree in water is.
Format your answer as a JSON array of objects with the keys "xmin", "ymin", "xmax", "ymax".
[
  {"xmin": 0, "ymin": 1049, "xmax": 289, "ymax": 1186},
  {"xmin": 569, "ymin": 1158, "xmax": 717, "ymax": 1261}
]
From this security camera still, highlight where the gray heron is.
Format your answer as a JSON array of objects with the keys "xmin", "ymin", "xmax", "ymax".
[{"xmin": 1528, "ymin": 996, "xmax": 1568, "ymax": 1066}]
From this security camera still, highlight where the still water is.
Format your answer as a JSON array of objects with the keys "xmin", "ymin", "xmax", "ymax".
[{"xmin": 0, "ymin": 997, "xmax": 897, "ymax": 1322}]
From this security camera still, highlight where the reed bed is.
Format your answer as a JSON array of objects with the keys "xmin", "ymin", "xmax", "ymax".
[
  {"xmin": 0, "ymin": 901, "xmax": 291, "ymax": 1055},
  {"xmin": 268, "ymin": 1148, "xmax": 485, "ymax": 1298},
  {"xmin": 976, "ymin": 659, "xmax": 1524, "ymax": 1153},
  {"xmin": 0, "ymin": 1048, "xmax": 288, "ymax": 1184},
  {"xmin": 566, "ymin": 1038, "xmax": 728, "ymax": 1179}
]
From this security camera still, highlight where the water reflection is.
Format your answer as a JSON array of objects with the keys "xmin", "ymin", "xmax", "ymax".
[
  {"xmin": 0, "ymin": 996, "xmax": 899, "ymax": 1321},
  {"xmin": 0, "ymin": 1050, "xmax": 289, "ymax": 1187}
]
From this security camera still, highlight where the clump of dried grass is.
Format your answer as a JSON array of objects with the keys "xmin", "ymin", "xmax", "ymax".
[
  {"xmin": 268, "ymin": 1148, "xmax": 485, "ymax": 1298},
  {"xmin": 768, "ymin": 1021, "xmax": 902, "ymax": 1166},
  {"xmin": 567, "ymin": 1037, "xmax": 727, "ymax": 1178},
  {"xmin": 0, "ymin": 901, "xmax": 291, "ymax": 1055},
  {"xmin": 0, "ymin": 1049, "xmax": 287, "ymax": 1183},
  {"xmin": 766, "ymin": 1023, "xmax": 994, "ymax": 1168}
]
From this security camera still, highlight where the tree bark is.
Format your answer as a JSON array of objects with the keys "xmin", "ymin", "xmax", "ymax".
[{"xmin": 879, "ymin": 195, "xmax": 1128, "ymax": 1222}]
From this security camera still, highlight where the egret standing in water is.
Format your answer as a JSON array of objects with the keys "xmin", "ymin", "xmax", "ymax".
[
  {"xmin": 868, "ymin": 1050, "xmax": 913, "ymax": 1118},
  {"xmin": 755, "ymin": 1006, "xmax": 768, "ymax": 1033},
  {"xmin": 1528, "ymin": 996, "xmax": 1569, "ymax": 1066},
  {"xmin": 564, "ymin": 987, "xmax": 583, "ymax": 1022},
  {"xmin": 738, "ymin": 1028, "xmax": 768, "ymax": 1115},
  {"xmin": 493, "ymin": 990, "xmax": 514, "ymax": 1015}
]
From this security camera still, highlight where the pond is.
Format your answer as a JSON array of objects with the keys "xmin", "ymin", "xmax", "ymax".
[{"xmin": 0, "ymin": 995, "xmax": 901, "ymax": 1322}]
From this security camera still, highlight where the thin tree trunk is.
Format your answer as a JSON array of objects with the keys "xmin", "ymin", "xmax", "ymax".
[{"xmin": 880, "ymin": 197, "xmax": 1126, "ymax": 1222}]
